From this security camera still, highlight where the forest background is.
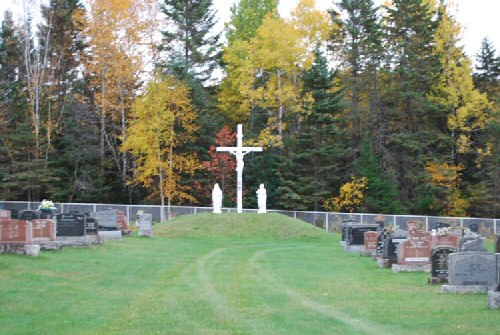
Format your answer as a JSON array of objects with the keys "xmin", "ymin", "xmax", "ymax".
[{"xmin": 0, "ymin": 0, "xmax": 498, "ymax": 218}]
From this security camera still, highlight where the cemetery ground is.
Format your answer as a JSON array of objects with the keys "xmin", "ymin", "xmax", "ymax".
[{"xmin": 0, "ymin": 213, "xmax": 498, "ymax": 335}]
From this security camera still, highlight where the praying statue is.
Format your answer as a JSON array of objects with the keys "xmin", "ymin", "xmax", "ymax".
[
  {"xmin": 212, "ymin": 183, "xmax": 222, "ymax": 214},
  {"xmin": 256, "ymin": 183, "xmax": 267, "ymax": 214}
]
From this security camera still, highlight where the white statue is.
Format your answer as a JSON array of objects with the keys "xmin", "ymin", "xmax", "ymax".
[
  {"xmin": 256, "ymin": 183, "xmax": 267, "ymax": 214},
  {"xmin": 212, "ymin": 183, "xmax": 223, "ymax": 214}
]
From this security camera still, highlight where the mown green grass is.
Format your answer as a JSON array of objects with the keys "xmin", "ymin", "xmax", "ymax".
[{"xmin": 0, "ymin": 213, "xmax": 498, "ymax": 334}]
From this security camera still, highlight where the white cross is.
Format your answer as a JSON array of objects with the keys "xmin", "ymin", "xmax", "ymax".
[{"xmin": 216, "ymin": 124, "xmax": 263, "ymax": 213}]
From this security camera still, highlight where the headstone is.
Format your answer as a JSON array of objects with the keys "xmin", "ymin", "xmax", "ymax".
[
  {"xmin": 115, "ymin": 210, "xmax": 131, "ymax": 235},
  {"xmin": 18, "ymin": 210, "xmax": 40, "ymax": 221},
  {"xmin": 496, "ymin": 253, "xmax": 500, "ymax": 291},
  {"xmin": 461, "ymin": 237, "xmax": 487, "ymax": 252},
  {"xmin": 397, "ymin": 231, "xmax": 432, "ymax": 265},
  {"xmin": 31, "ymin": 219, "xmax": 56, "ymax": 241},
  {"xmin": 431, "ymin": 234, "xmax": 460, "ymax": 250},
  {"xmin": 0, "ymin": 209, "xmax": 11, "ymax": 219},
  {"xmin": 94, "ymin": 210, "xmax": 119, "ymax": 231},
  {"xmin": 55, "ymin": 213, "xmax": 85, "ymax": 236},
  {"xmin": 84, "ymin": 215, "xmax": 98, "ymax": 235},
  {"xmin": 383, "ymin": 236, "xmax": 406, "ymax": 261},
  {"xmin": 429, "ymin": 247, "xmax": 456, "ymax": 283},
  {"xmin": 346, "ymin": 224, "xmax": 379, "ymax": 245},
  {"xmin": 448, "ymin": 252, "xmax": 496, "ymax": 286},
  {"xmin": 138, "ymin": 213, "xmax": 153, "ymax": 237},
  {"xmin": 364, "ymin": 231, "xmax": 379, "ymax": 255},
  {"xmin": 469, "ymin": 223, "xmax": 479, "ymax": 233},
  {"xmin": 0, "ymin": 220, "xmax": 33, "ymax": 243}
]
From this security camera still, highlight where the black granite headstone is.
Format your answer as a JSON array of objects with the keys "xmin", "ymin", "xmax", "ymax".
[
  {"xmin": 382, "ymin": 236, "xmax": 406, "ymax": 261},
  {"xmin": 345, "ymin": 224, "xmax": 379, "ymax": 246},
  {"xmin": 431, "ymin": 247, "xmax": 455, "ymax": 280},
  {"xmin": 18, "ymin": 210, "xmax": 40, "ymax": 221},
  {"xmin": 84, "ymin": 215, "xmax": 98, "ymax": 235},
  {"xmin": 56, "ymin": 213, "xmax": 85, "ymax": 236},
  {"xmin": 469, "ymin": 223, "xmax": 479, "ymax": 233}
]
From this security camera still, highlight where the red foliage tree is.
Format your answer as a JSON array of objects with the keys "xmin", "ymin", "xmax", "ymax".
[{"xmin": 204, "ymin": 126, "xmax": 237, "ymax": 206}]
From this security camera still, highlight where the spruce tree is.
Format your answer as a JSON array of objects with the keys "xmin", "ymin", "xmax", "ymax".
[
  {"xmin": 276, "ymin": 47, "xmax": 344, "ymax": 211},
  {"xmin": 159, "ymin": 0, "xmax": 221, "ymax": 82}
]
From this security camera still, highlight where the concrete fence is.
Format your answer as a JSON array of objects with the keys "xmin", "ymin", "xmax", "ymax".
[{"xmin": 0, "ymin": 201, "xmax": 498, "ymax": 236}]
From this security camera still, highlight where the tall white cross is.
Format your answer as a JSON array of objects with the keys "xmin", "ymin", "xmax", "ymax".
[{"xmin": 216, "ymin": 124, "xmax": 263, "ymax": 213}]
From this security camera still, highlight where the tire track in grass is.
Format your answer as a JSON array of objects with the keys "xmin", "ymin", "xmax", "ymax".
[
  {"xmin": 190, "ymin": 244, "xmax": 278, "ymax": 334},
  {"xmin": 248, "ymin": 246, "xmax": 403, "ymax": 335}
]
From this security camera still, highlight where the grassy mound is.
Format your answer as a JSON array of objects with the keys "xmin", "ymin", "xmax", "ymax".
[{"xmin": 155, "ymin": 212, "xmax": 332, "ymax": 240}]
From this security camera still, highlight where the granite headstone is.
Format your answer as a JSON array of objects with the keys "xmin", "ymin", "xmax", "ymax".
[
  {"xmin": 31, "ymin": 219, "xmax": 56, "ymax": 241},
  {"xmin": 18, "ymin": 210, "xmax": 40, "ymax": 221},
  {"xmin": 94, "ymin": 210, "xmax": 120, "ymax": 231},
  {"xmin": 138, "ymin": 213, "xmax": 153, "ymax": 237},
  {"xmin": 0, "ymin": 220, "xmax": 33, "ymax": 243},
  {"xmin": 56, "ymin": 213, "xmax": 85, "ymax": 236},
  {"xmin": 448, "ymin": 252, "xmax": 496, "ymax": 286}
]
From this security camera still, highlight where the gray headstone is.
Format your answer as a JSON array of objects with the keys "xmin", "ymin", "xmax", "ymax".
[
  {"xmin": 138, "ymin": 213, "xmax": 153, "ymax": 237},
  {"xmin": 94, "ymin": 210, "xmax": 119, "ymax": 231},
  {"xmin": 497, "ymin": 253, "xmax": 500, "ymax": 291},
  {"xmin": 448, "ymin": 252, "xmax": 496, "ymax": 286},
  {"xmin": 392, "ymin": 227, "xmax": 409, "ymax": 238},
  {"xmin": 461, "ymin": 237, "xmax": 487, "ymax": 252}
]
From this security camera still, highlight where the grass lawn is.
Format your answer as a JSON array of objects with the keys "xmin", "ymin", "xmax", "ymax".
[{"xmin": 0, "ymin": 213, "xmax": 498, "ymax": 334}]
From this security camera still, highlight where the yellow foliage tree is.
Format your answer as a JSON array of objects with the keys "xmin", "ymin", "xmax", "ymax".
[
  {"xmin": 429, "ymin": 7, "xmax": 492, "ymax": 162},
  {"xmin": 74, "ymin": 0, "xmax": 157, "ymax": 185},
  {"xmin": 219, "ymin": 0, "xmax": 334, "ymax": 147},
  {"xmin": 121, "ymin": 75, "xmax": 201, "ymax": 222},
  {"xmin": 324, "ymin": 177, "xmax": 368, "ymax": 213},
  {"xmin": 425, "ymin": 161, "xmax": 468, "ymax": 217}
]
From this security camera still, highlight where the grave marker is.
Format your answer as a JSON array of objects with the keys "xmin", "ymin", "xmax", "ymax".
[
  {"xmin": 0, "ymin": 209, "xmax": 11, "ymax": 219},
  {"xmin": 448, "ymin": 252, "xmax": 496, "ymax": 286},
  {"xmin": 364, "ymin": 231, "xmax": 379, "ymax": 255},
  {"xmin": 0, "ymin": 220, "xmax": 33, "ymax": 243},
  {"xmin": 397, "ymin": 231, "xmax": 432, "ymax": 265},
  {"xmin": 94, "ymin": 210, "xmax": 120, "ymax": 231},
  {"xmin": 138, "ymin": 213, "xmax": 153, "ymax": 237},
  {"xmin": 31, "ymin": 219, "xmax": 56, "ymax": 241},
  {"xmin": 429, "ymin": 247, "xmax": 456, "ymax": 283},
  {"xmin": 56, "ymin": 213, "xmax": 85, "ymax": 236},
  {"xmin": 18, "ymin": 210, "xmax": 40, "ymax": 221}
]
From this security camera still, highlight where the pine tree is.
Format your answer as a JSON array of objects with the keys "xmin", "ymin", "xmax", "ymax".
[
  {"xmin": 276, "ymin": 47, "xmax": 344, "ymax": 211},
  {"xmin": 159, "ymin": 0, "xmax": 221, "ymax": 82},
  {"xmin": 474, "ymin": 37, "xmax": 500, "ymax": 98},
  {"xmin": 382, "ymin": 0, "xmax": 442, "ymax": 211}
]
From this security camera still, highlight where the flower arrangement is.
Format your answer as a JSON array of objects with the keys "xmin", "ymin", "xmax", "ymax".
[
  {"xmin": 38, "ymin": 199, "xmax": 56, "ymax": 211},
  {"xmin": 437, "ymin": 227, "xmax": 449, "ymax": 236}
]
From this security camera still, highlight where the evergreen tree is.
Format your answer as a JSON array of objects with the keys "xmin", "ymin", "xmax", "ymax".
[
  {"xmin": 225, "ymin": 0, "xmax": 278, "ymax": 45},
  {"xmin": 355, "ymin": 139, "xmax": 402, "ymax": 213},
  {"xmin": 332, "ymin": 0, "xmax": 383, "ymax": 146},
  {"xmin": 382, "ymin": 0, "xmax": 441, "ymax": 211},
  {"xmin": 159, "ymin": 0, "xmax": 221, "ymax": 82},
  {"xmin": 276, "ymin": 47, "xmax": 344, "ymax": 211},
  {"xmin": 474, "ymin": 37, "xmax": 500, "ymax": 98}
]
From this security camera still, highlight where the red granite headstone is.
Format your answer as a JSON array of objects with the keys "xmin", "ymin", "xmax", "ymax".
[
  {"xmin": 397, "ymin": 230, "xmax": 432, "ymax": 265},
  {"xmin": 431, "ymin": 234, "xmax": 460, "ymax": 250},
  {"xmin": 0, "ymin": 220, "xmax": 33, "ymax": 243},
  {"xmin": 0, "ymin": 210, "xmax": 11, "ymax": 219},
  {"xmin": 31, "ymin": 219, "xmax": 56, "ymax": 241},
  {"xmin": 115, "ymin": 210, "xmax": 129, "ymax": 231},
  {"xmin": 364, "ymin": 231, "xmax": 379, "ymax": 252}
]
